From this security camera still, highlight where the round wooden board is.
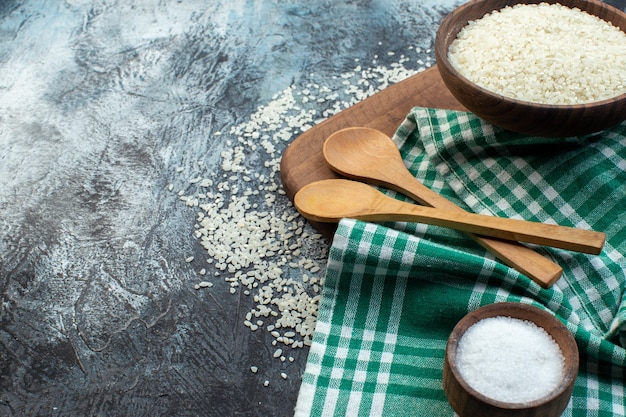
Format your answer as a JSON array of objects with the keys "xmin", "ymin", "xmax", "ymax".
[{"xmin": 279, "ymin": 65, "xmax": 466, "ymax": 238}]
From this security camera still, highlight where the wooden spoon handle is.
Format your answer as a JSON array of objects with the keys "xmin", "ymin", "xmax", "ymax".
[
  {"xmin": 391, "ymin": 173, "xmax": 566, "ymax": 286},
  {"xmin": 370, "ymin": 200, "xmax": 605, "ymax": 255},
  {"xmin": 466, "ymin": 235, "xmax": 563, "ymax": 286}
]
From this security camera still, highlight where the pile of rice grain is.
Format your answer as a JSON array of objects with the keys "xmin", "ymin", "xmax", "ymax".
[
  {"xmin": 448, "ymin": 3, "xmax": 626, "ymax": 104},
  {"xmin": 172, "ymin": 47, "xmax": 433, "ymax": 382}
]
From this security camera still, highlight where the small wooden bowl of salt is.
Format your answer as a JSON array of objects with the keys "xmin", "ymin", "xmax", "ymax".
[{"xmin": 443, "ymin": 302, "xmax": 579, "ymax": 417}]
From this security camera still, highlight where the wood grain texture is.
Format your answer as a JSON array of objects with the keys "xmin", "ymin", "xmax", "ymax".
[
  {"xmin": 280, "ymin": 70, "xmax": 581, "ymax": 287},
  {"xmin": 319, "ymin": 127, "xmax": 623, "ymax": 287},
  {"xmin": 294, "ymin": 179, "xmax": 605, "ymax": 254},
  {"xmin": 280, "ymin": 65, "xmax": 466, "ymax": 238},
  {"xmin": 280, "ymin": 65, "xmax": 465, "ymax": 201},
  {"xmin": 435, "ymin": 0, "xmax": 626, "ymax": 137}
]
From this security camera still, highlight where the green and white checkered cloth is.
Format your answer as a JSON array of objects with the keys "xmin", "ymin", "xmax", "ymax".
[{"xmin": 294, "ymin": 108, "xmax": 626, "ymax": 416}]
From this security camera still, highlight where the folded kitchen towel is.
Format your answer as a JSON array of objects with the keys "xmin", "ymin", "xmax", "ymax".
[{"xmin": 294, "ymin": 108, "xmax": 626, "ymax": 416}]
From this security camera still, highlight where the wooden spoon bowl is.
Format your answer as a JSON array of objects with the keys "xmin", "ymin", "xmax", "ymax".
[
  {"xmin": 443, "ymin": 302, "xmax": 579, "ymax": 417},
  {"xmin": 435, "ymin": 0, "xmax": 626, "ymax": 137}
]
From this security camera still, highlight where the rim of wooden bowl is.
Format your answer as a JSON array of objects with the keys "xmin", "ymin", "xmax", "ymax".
[
  {"xmin": 443, "ymin": 302, "xmax": 579, "ymax": 416},
  {"xmin": 434, "ymin": 0, "xmax": 626, "ymax": 136}
]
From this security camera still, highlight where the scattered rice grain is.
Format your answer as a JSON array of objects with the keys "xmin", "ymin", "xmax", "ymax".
[{"xmin": 175, "ymin": 47, "xmax": 430, "ymax": 366}]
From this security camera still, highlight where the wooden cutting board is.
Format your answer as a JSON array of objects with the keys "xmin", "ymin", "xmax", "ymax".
[{"xmin": 279, "ymin": 65, "xmax": 466, "ymax": 238}]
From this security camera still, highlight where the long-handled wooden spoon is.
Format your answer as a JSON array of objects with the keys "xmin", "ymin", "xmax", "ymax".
[
  {"xmin": 295, "ymin": 179, "xmax": 605, "ymax": 255},
  {"xmin": 321, "ymin": 127, "xmax": 590, "ymax": 287}
]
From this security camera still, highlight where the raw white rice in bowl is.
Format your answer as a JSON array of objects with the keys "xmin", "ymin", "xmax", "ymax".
[{"xmin": 447, "ymin": 2, "xmax": 626, "ymax": 105}]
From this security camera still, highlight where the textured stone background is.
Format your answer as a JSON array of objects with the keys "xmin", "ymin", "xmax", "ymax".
[{"xmin": 1, "ymin": 1, "xmax": 624, "ymax": 416}]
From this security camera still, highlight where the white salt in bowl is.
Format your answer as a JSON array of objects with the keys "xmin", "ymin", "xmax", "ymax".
[
  {"xmin": 443, "ymin": 302, "xmax": 579, "ymax": 417},
  {"xmin": 435, "ymin": 0, "xmax": 626, "ymax": 137}
]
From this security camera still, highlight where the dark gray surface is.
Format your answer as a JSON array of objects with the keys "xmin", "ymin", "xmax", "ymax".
[
  {"xmin": 1, "ymin": 1, "xmax": 625, "ymax": 416},
  {"xmin": 0, "ymin": 1, "xmax": 456, "ymax": 416}
]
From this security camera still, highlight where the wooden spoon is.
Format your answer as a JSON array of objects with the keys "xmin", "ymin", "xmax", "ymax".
[
  {"xmin": 321, "ymin": 127, "xmax": 591, "ymax": 287},
  {"xmin": 295, "ymin": 179, "xmax": 605, "ymax": 255}
]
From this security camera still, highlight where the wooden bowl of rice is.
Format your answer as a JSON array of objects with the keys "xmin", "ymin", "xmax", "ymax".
[{"xmin": 435, "ymin": 0, "xmax": 626, "ymax": 137}]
